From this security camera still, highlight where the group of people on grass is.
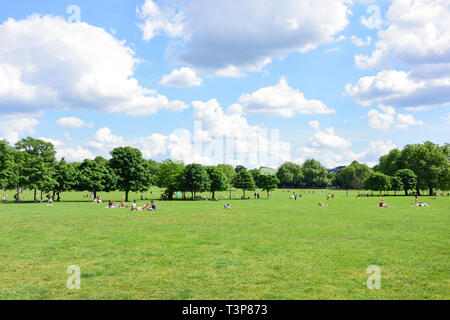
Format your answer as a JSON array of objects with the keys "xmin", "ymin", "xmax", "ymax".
[{"xmin": 131, "ymin": 200, "xmax": 157, "ymax": 212}]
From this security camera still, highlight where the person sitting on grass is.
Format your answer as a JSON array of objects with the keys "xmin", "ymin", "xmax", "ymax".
[
  {"xmin": 142, "ymin": 203, "xmax": 150, "ymax": 211},
  {"xmin": 379, "ymin": 199, "xmax": 390, "ymax": 208},
  {"xmin": 224, "ymin": 203, "xmax": 231, "ymax": 209},
  {"xmin": 317, "ymin": 202, "xmax": 329, "ymax": 207},
  {"xmin": 131, "ymin": 200, "xmax": 137, "ymax": 211},
  {"xmin": 119, "ymin": 200, "xmax": 126, "ymax": 208},
  {"xmin": 149, "ymin": 200, "xmax": 157, "ymax": 211}
]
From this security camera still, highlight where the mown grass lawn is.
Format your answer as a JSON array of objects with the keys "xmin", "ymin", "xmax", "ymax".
[{"xmin": 0, "ymin": 189, "xmax": 448, "ymax": 300}]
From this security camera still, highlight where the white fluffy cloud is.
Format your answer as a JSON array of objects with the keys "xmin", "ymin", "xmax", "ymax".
[
  {"xmin": 87, "ymin": 127, "xmax": 125, "ymax": 152},
  {"xmin": 345, "ymin": 70, "xmax": 450, "ymax": 108},
  {"xmin": 367, "ymin": 105, "xmax": 423, "ymax": 130},
  {"xmin": 307, "ymin": 122, "xmax": 351, "ymax": 149},
  {"xmin": 138, "ymin": 0, "xmax": 351, "ymax": 76},
  {"xmin": 84, "ymin": 99, "xmax": 292, "ymax": 168},
  {"xmin": 0, "ymin": 15, "xmax": 188, "ymax": 116},
  {"xmin": 137, "ymin": 0, "xmax": 184, "ymax": 41},
  {"xmin": 349, "ymin": 0, "xmax": 450, "ymax": 109},
  {"xmin": 56, "ymin": 117, "xmax": 93, "ymax": 128},
  {"xmin": 367, "ymin": 105, "xmax": 396, "ymax": 130},
  {"xmin": 0, "ymin": 117, "xmax": 39, "ymax": 144},
  {"xmin": 236, "ymin": 78, "xmax": 335, "ymax": 117},
  {"xmin": 159, "ymin": 67, "xmax": 203, "ymax": 87},
  {"xmin": 357, "ymin": 0, "xmax": 450, "ymax": 71},
  {"xmin": 297, "ymin": 137, "xmax": 396, "ymax": 168}
]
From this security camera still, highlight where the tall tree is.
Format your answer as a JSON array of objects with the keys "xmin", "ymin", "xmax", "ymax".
[
  {"xmin": 276, "ymin": 162, "xmax": 303, "ymax": 188},
  {"xmin": 249, "ymin": 168, "xmax": 261, "ymax": 188},
  {"xmin": 258, "ymin": 174, "xmax": 280, "ymax": 199},
  {"xmin": 0, "ymin": 140, "xmax": 17, "ymax": 190},
  {"xmin": 364, "ymin": 172, "xmax": 391, "ymax": 196},
  {"xmin": 182, "ymin": 164, "xmax": 210, "ymax": 199},
  {"xmin": 156, "ymin": 160, "xmax": 185, "ymax": 200},
  {"xmin": 77, "ymin": 159, "xmax": 117, "ymax": 199},
  {"xmin": 400, "ymin": 141, "xmax": 449, "ymax": 195},
  {"xmin": 376, "ymin": 149, "xmax": 402, "ymax": 176},
  {"xmin": 206, "ymin": 166, "xmax": 229, "ymax": 199},
  {"xmin": 390, "ymin": 176, "xmax": 403, "ymax": 196},
  {"xmin": 109, "ymin": 147, "xmax": 151, "ymax": 202},
  {"xmin": 302, "ymin": 159, "xmax": 329, "ymax": 188},
  {"xmin": 218, "ymin": 164, "xmax": 236, "ymax": 199},
  {"xmin": 395, "ymin": 169, "xmax": 417, "ymax": 196},
  {"xmin": 231, "ymin": 169, "xmax": 255, "ymax": 198},
  {"xmin": 53, "ymin": 158, "xmax": 78, "ymax": 201},
  {"xmin": 14, "ymin": 138, "xmax": 57, "ymax": 202},
  {"xmin": 337, "ymin": 161, "xmax": 371, "ymax": 190}
]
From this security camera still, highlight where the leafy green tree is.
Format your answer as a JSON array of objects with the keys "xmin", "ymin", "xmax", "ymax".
[
  {"xmin": 337, "ymin": 161, "xmax": 371, "ymax": 190},
  {"xmin": 302, "ymin": 159, "xmax": 329, "ymax": 188},
  {"xmin": 218, "ymin": 164, "xmax": 236, "ymax": 200},
  {"xmin": 395, "ymin": 169, "xmax": 417, "ymax": 196},
  {"xmin": 14, "ymin": 138, "xmax": 57, "ymax": 201},
  {"xmin": 182, "ymin": 164, "xmax": 210, "ymax": 199},
  {"xmin": 15, "ymin": 137, "xmax": 56, "ymax": 163},
  {"xmin": 145, "ymin": 159, "xmax": 160, "ymax": 187},
  {"xmin": 156, "ymin": 160, "xmax": 185, "ymax": 200},
  {"xmin": 20, "ymin": 154, "xmax": 56, "ymax": 201},
  {"xmin": 231, "ymin": 169, "xmax": 255, "ymax": 198},
  {"xmin": 53, "ymin": 158, "xmax": 78, "ymax": 201},
  {"xmin": 400, "ymin": 141, "xmax": 449, "ymax": 195},
  {"xmin": 206, "ymin": 166, "xmax": 229, "ymax": 199},
  {"xmin": 235, "ymin": 165, "xmax": 247, "ymax": 173},
  {"xmin": 249, "ymin": 168, "xmax": 261, "ymax": 188},
  {"xmin": 364, "ymin": 172, "xmax": 391, "ymax": 195},
  {"xmin": 109, "ymin": 147, "xmax": 152, "ymax": 202},
  {"xmin": 77, "ymin": 159, "xmax": 117, "ymax": 199},
  {"xmin": 376, "ymin": 149, "xmax": 402, "ymax": 176},
  {"xmin": 258, "ymin": 174, "xmax": 280, "ymax": 199},
  {"xmin": 0, "ymin": 140, "xmax": 17, "ymax": 190},
  {"xmin": 390, "ymin": 175, "xmax": 403, "ymax": 196},
  {"xmin": 276, "ymin": 162, "xmax": 303, "ymax": 188}
]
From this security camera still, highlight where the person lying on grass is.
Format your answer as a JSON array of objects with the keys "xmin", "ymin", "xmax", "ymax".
[
  {"xmin": 224, "ymin": 203, "xmax": 231, "ymax": 209},
  {"xmin": 412, "ymin": 202, "xmax": 429, "ymax": 207}
]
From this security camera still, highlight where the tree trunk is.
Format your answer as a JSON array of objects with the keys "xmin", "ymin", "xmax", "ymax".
[
  {"xmin": 125, "ymin": 190, "xmax": 129, "ymax": 202},
  {"xmin": 267, "ymin": 191, "xmax": 270, "ymax": 199},
  {"xmin": 405, "ymin": 189, "xmax": 408, "ymax": 196},
  {"xmin": 34, "ymin": 189, "xmax": 37, "ymax": 202},
  {"xmin": 416, "ymin": 187, "xmax": 421, "ymax": 196},
  {"xmin": 212, "ymin": 190, "xmax": 215, "ymax": 199},
  {"xmin": 94, "ymin": 191, "xmax": 97, "ymax": 199},
  {"xmin": 57, "ymin": 191, "xmax": 61, "ymax": 201},
  {"xmin": 429, "ymin": 188, "xmax": 433, "ymax": 196},
  {"xmin": 229, "ymin": 187, "xmax": 232, "ymax": 200},
  {"xmin": 243, "ymin": 190, "xmax": 246, "ymax": 198}
]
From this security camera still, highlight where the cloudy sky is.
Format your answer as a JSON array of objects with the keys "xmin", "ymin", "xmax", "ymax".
[{"xmin": 0, "ymin": 0, "xmax": 449, "ymax": 168}]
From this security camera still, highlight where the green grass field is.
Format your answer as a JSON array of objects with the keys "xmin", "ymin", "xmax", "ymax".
[{"xmin": 0, "ymin": 189, "xmax": 448, "ymax": 300}]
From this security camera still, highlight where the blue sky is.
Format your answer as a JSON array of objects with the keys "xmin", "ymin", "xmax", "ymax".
[{"xmin": 0, "ymin": 0, "xmax": 449, "ymax": 168}]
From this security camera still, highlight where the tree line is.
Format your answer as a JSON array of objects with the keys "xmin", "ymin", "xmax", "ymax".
[
  {"xmin": 275, "ymin": 141, "xmax": 449, "ymax": 196},
  {"xmin": 0, "ymin": 137, "xmax": 280, "ymax": 202},
  {"xmin": 0, "ymin": 138, "xmax": 449, "ymax": 202}
]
